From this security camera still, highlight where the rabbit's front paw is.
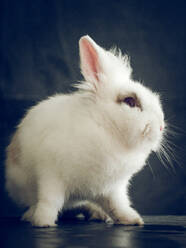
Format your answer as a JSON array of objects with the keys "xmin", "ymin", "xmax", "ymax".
[
  {"xmin": 114, "ymin": 209, "xmax": 144, "ymax": 226},
  {"xmin": 30, "ymin": 214, "xmax": 57, "ymax": 227},
  {"xmin": 29, "ymin": 205, "xmax": 58, "ymax": 227},
  {"xmin": 115, "ymin": 215, "xmax": 144, "ymax": 226}
]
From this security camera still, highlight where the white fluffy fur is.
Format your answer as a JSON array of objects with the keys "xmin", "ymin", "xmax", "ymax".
[{"xmin": 5, "ymin": 35, "xmax": 165, "ymax": 227}]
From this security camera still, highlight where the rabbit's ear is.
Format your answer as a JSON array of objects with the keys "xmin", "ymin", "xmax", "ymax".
[{"xmin": 79, "ymin": 35, "xmax": 103, "ymax": 86}]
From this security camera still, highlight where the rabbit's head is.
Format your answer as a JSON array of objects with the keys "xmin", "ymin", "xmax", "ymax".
[{"xmin": 78, "ymin": 35, "xmax": 165, "ymax": 153}]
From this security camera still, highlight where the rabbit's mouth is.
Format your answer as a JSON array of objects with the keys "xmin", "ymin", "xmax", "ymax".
[
  {"xmin": 142, "ymin": 124, "xmax": 151, "ymax": 137},
  {"xmin": 142, "ymin": 122, "xmax": 164, "ymax": 137},
  {"xmin": 141, "ymin": 122, "xmax": 164, "ymax": 152}
]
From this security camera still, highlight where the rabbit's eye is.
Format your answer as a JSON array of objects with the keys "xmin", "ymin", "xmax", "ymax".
[
  {"xmin": 117, "ymin": 94, "xmax": 142, "ymax": 110},
  {"xmin": 123, "ymin": 97, "xmax": 136, "ymax": 107}
]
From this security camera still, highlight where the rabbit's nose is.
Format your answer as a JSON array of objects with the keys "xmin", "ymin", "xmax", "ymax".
[{"xmin": 160, "ymin": 121, "xmax": 165, "ymax": 131}]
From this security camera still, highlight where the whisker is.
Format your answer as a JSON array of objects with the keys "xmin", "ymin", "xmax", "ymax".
[
  {"xmin": 166, "ymin": 123, "xmax": 186, "ymax": 135},
  {"xmin": 160, "ymin": 144, "xmax": 176, "ymax": 173},
  {"xmin": 154, "ymin": 119, "xmax": 183, "ymax": 175},
  {"xmin": 162, "ymin": 127, "xmax": 183, "ymax": 167},
  {"xmin": 164, "ymin": 128, "xmax": 181, "ymax": 137},
  {"xmin": 162, "ymin": 140, "xmax": 183, "ymax": 169},
  {"xmin": 147, "ymin": 160, "xmax": 156, "ymax": 179},
  {"xmin": 164, "ymin": 115, "xmax": 176, "ymax": 122},
  {"xmin": 159, "ymin": 148, "xmax": 171, "ymax": 170},
  {"xmin": 156, "ymin": 151, "xmax": 170, "ymax": 172},
  {"xmin": 164, "ymin": 138, "xmax": 183, "ymax": 153}
]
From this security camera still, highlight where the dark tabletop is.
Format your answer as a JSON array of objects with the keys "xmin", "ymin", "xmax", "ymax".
[{"xmin": 0, "ymin": 216, "xmax": 186, "ymax": 248}]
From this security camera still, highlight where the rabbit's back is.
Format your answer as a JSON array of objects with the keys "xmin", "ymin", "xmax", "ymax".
[
  {"xmin": 5, "ymin": 93, "xmax": 118, "ymax": 206},
  {"xmin": 5, "ymin": 94, "xmax": 78, "ymax": 205}
]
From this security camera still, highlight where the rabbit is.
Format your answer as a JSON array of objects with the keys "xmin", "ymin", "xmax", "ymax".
[{"xmin": 5, "ymin": 35, "xmax": 165, "ymax": 227}]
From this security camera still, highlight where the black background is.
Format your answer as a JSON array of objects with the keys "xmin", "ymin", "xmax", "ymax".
[{"xmin": 1, "ymin": 0, "xmax": 186, "ymax": 217}]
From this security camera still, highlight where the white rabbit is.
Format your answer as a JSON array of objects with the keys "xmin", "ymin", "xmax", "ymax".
[{"xmin": 5, "ymin": 35, "xmax": 165, "ymax": 227}]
